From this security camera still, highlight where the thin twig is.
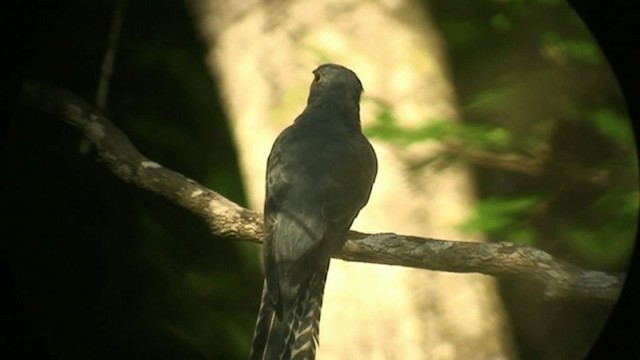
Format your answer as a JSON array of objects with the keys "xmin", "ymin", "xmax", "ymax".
[{"xmin": 96, "ymin": 0, "xmax": 127, "ymax": 109}]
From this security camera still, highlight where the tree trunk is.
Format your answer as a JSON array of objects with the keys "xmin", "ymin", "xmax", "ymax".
[{"xmin": 187, "ymin": 0, "xmax": 515, "ymax": 358}]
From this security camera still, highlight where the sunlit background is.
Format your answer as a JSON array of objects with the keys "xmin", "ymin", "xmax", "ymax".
[{"xmin": 6, "ymin": 0, "xmax": 637, "ymax": 359}]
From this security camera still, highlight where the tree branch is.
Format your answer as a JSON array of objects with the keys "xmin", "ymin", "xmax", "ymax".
[
  {"xmin": 408, "ymin": 145, "xmax": 612, "ymax": 187},
  {"xmin": 20, "ymin": 81, "xmax": 625, "ymax": 304}
]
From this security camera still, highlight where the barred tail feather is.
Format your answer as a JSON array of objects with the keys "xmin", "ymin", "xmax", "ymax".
[
  {"xmin": 250, "ymin": 284, "xmax": 282, "ymax": 360},
  {"xmin": 251, "ymin": 267, "xmax": 328, "ymax": 360}
]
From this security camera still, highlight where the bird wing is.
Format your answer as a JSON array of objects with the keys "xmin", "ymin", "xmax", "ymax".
[{"xmin": 321, "ymin": 133, "xmax": 377, "ymax": 226}]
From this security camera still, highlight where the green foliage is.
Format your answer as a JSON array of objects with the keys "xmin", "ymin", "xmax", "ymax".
[
  {"xmin": 436, "ymin": 19, "xmax": 483, "ymax": 48},
  {"xmin": 365, "ymin": 104, "xmax": 450, "ymax": 144},
  {"xmin": 490, "ymin": 13, "xmax": 513, "ymax": 32},
  {"xmin": 586, "ymin": 108, "xmax": 635, "ymax": 147},
  {"xmin": 560, "ymin": 190, "xmax": 638, "ymax": 267},
  {"xmin": 465, "ymin": 87, "xmax": 514, "ymax": 112},
  {"xmin": 457, "ymin": 196, "xmax": 541, "ymax": 245},
  {"xmin": 416, "ymin": 1, "xmax": 637, "ymax": 273},
  {"xmin": 367, "ymin": 1, "xmax": 636, "ymax": 358},
  {"xmin": 538, "ymin": 31, "xmax": 602, "ymax": 65},
  {"xmin": 367, "ymin": 102, "xmax": 516, "ymax": 151}
]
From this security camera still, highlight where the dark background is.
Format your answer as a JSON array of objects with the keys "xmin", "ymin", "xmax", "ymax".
[
  {"xmin": 2, "ymin": 0, "xmax": 638, "ymax": 359},
  {"xmin": 4, "ymin": 1, "xmax": 257, "ymax": 358}
]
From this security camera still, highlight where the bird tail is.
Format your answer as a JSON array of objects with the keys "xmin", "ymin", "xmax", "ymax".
[{"xmin": 250, "ymin": 266, "xmax": 328, "ymax": 360}]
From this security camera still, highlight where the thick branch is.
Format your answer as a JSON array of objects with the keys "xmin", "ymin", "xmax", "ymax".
[
  {"xmin": 20, "ymin": 81, "xmax": 625, "ymax": 304},
  {"xmin": 341, "ymin": 232, "xmax": 624, "ymax": 303}
]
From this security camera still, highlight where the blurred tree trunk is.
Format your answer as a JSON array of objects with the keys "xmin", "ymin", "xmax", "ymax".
[{"xmin": 187, "ymin": 0, "xmax": 515, "ymax": 358}]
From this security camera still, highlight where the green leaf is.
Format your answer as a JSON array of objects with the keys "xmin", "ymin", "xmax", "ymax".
[
  {"xmin": 458, "ymin": 195, "xmax": 541, "ymax": 236},
  {"xmin": 465, "ymin": 88, "xmax": 513, "ymax": 112},
  {"xmin": 563, "ymin": 224, "xmax": 635, "ymax": 268},
  {"xmin": 490, "ymin": 13, "xmax": 512, "ymax": 32},
  {"xmin": 539, "ymin": 31, "xmax": 601, "ymax": 65},
  {"xmin": 587, "ymin": 108, "xmax": 634, "ymax": 146},
  {"xmin": 560, "ymin": 189, "xmax": 638, "ymax": 268}
]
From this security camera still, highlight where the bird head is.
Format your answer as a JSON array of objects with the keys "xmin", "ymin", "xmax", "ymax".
[{"xmin": 308, "ymin": 63, "xmax": 364, "ymax": 106}]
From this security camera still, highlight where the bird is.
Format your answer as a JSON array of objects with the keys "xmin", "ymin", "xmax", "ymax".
[{"xmin": 250, "ymin": 64, "xmax": 378, "ymax": 360}]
